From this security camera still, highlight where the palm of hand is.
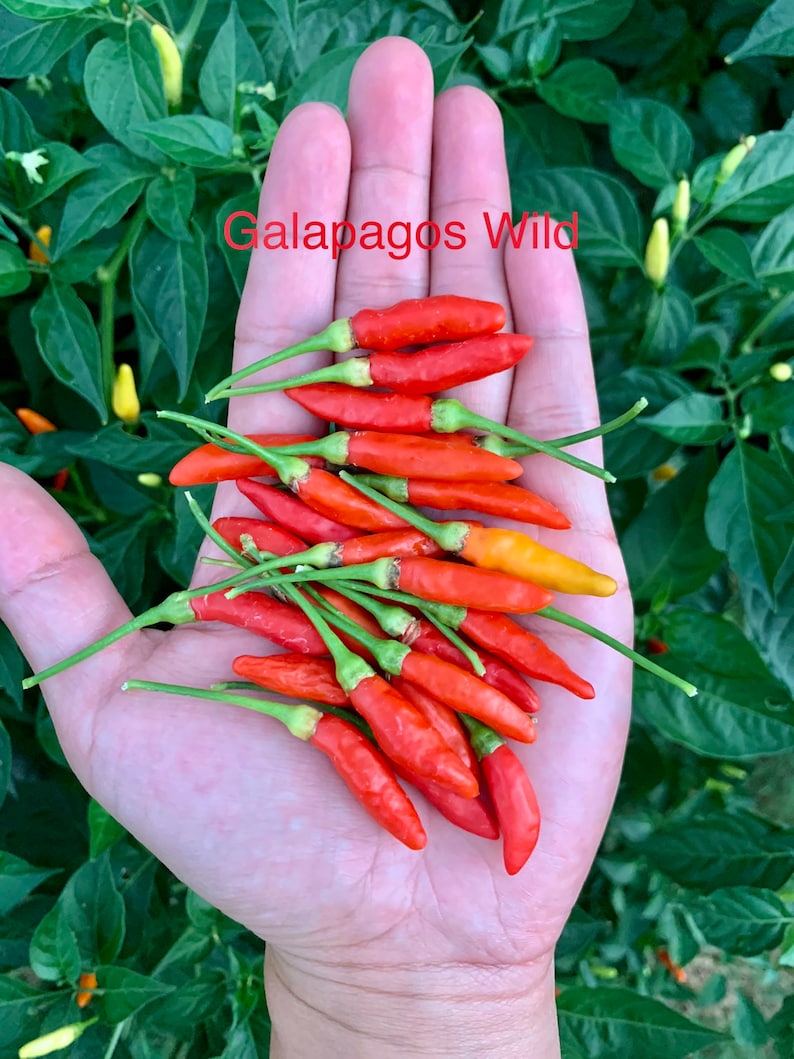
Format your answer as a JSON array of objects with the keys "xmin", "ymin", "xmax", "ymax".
[{"xmin": 0, "ymin": 40, "xmax": 632, "ymax": 980}]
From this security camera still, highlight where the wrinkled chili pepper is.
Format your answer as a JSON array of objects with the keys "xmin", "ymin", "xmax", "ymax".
[
  {"xmin": 232, "ymin": 654, "xmax": 348, "ymax": 705},
  {"xmin": 463, "ymin": 716, "xmax": 541, "ymax": 875},
  {"xmin": 206, "ymin": 294, "xmax": 507, "ymax": 400},
  {"xmin": 213, "ymin": 516, "xmax": 306, "ymax": 559},
  {"xmin": 235, "ymin": 479, "xmax": 360, "ymax": 542},
  {"xmin": 216, "ymin": 333, "xmax": 533, "ymax": 398},
  {"xmin": 169, "ymin": 434, "xmax": 320, "ymax": 486},
  {"xmin": 353, "ymin": 472, "xmax": 571, "ymax": 530},
  {"xmin": 190, "ymin": 590, "xmax": 328, "ymax": 655},
  {"xmin": 342, "ymin": 472, "xmax": 616, "ymax": 596},
  {"xmin": 422, "ymin": 602, "xmax": 595, "ymax": 699}
]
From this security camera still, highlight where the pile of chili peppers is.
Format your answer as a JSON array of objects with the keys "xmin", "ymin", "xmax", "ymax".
[{"xmin": 24, "ymin": 295, "xmax": 696, "ymax": 875}]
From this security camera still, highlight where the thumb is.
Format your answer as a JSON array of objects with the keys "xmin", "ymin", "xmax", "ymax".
[{"xmin": 0, "ymin": 463, "xmax": 137, "ymax": 766}]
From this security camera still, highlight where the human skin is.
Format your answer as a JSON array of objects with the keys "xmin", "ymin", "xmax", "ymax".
[{"xmin": 0, "ymin": 37, "xmax": 633, "ymax": 1058}]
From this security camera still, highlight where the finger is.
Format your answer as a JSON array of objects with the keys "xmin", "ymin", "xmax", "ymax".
[
  {"xmin": 228, "ymin": 103, "xmax": 351, "ymax": 437},
  {"xmin": 334, "ymin": 37, "xmax": 434, "ymax": 320},
  {"xmin": 429, "ymin": 86, "xmax": 514, "ymax": 423},
  {"xmin": 0, "ymin": 464, "xmax": 137, "ymax": 764},
  {"xmin": 505, "ymin": 240, "xmax": 613, "ymax": 534}
]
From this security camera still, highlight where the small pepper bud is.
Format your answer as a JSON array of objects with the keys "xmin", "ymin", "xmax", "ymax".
[
  {"xmin": 137, "ymin": 472, "xmax": 163, "ymax": 488},
  {"xmin": 151, "ymin": 24, "xmax": 183, "ymax": 108},
  {"xmin": 644, "ymin": 218, "xmax": 670, "ymax": 287},
  {"xmin": 715, "ymin": 135, "xmax": 756, "ymax": 187},
  {"xmin": 112, "ymin": 363, "xmax": 141, "ymax": 425},
  {"xmin": 770, "ymin": 362, "xmax": 792, "ymax": 382},
  {"xmin": 671, "ymin": 179, "xmax": 690, "ymax": 236},
  {"xmin": 19, "ymin": 1019, "xmax": 98, "ymax": 1058},
  {"xmin": 28, "ymin": 224, "xmax": 51, "ymax": 264},
  {"xmin": 75, "ymin": 970, "xmax": 98, "ymax": 1009}
]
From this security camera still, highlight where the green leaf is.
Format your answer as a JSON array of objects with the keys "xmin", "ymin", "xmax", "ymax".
[
  {"xmin": 286, "ymin": 44, "xmax": 367, "ymax": 111},
  {"xmin": 609, "ymin": 99, "xmax": 694, "ymax": 189},
  {"xmin": 83, "ymin": 23, "xmax": 167, "ymax": 164},
  {"xmin": 0, "ymin": 0, "xmax": 93, "ymax": 19},
  {"xmin": 512, "ymin": 166, "xmax": 642, "ymax": 266},
  {"xmin": 0, "ymin": 974, "xmax": 60, "ymax": 1042},
  {"xmin": 494, "ymin": 0, "xmax": 633, "ymax": 43},
  {"xmin": 216, "ymin": 191, "xmax": 258, "ymax": 295},
  {"xmin": 0, "ymin": 9, "xmax": 98, "ymax": 77},
  {"xmin": 727, "ymin": 0, "xmax": 794, "ymax": 62},
  {"xmin": 97, "ymin": 965, "xmax": 175, "ymax": 1024},
  {"xmin": 537, "ymin": 59, "xmax": 619, "ymax": 124},
  {"xmin": 638, "ymin": 812, "xmax": 794, "ymax": 889},
  {"xmin": 30, "ymin": 280, "xmax": 107, "ymax": 422},
  {"xmin": 29, "ymin": 901, "xmax": 81, "ymax": 982},
  {"xmin": 0, "ymin": 721, "xmax": 9, "ymax": 812},
  {"xmin": 733, "ymin": 993, "xmax": 770, "ymax": 1048},
  {"xmin": 742, "ymin": 381, "xmax": 794, "ymax": 434},
  {"xmin": 633, "ymin": 609, "xmax": 794, "ymax": 759},
  {"xmin": 65, "ymin": 415, "xmax": 194, "ymax": 473},
  {"xmin": 643, "ymin": 393, "xmax": 728, "ymax": 444},
  {"xmin": 199, "ymin": 0, "xmax": 266, "ymax": 126},
  {"xmin": 88, "ymin": 798, "xmax": 126, "ymax": 859},
  {"xmin": 710, "ymin": 131, "xmax": 794, "ymax": 222},
  {"xmin": 130, "ymin": 223, "xmax": 208, "ymax": 399},
  {"xmin": 54, "ymin": 143, "xmax": 152, "ymax": 257},
  {"xmin": 752, "ymin": 205, "xmax": 794, "ymax": 290},
  {"xmin": 0, "ymin": 86, "xmax": 38, "ymax": 153},
  {"xmin": 743, "ymin": 540, "xmax": 794, "ymax": 696},
  {"xmin": 599, "ymin": 367, "xmax": 692, "ymax": 478},
  {"xmin": 0, "ymin": 242, "xmax": 30, "ymax": 297},
  {"xmin": 262, "ymin": 0, "xmax": 298, "ymax": 50},
  {"xmin": 526, "ymin": 20, "xmax": 561, "ymax": 77},
  {"xmin": 694, "ymin": 228, "xmax": 756, "ymax": 284},
  {"xmin": 134, "ymin": 115, "xmax": 235, "ymax": 168},
  {"xmin": 0, "ymin": 851, "xmax": 58, "ymax": 916},
  {"xmin": 705, "ymin": 442, "xmax": 794, "ymax": 603},
  {"xmin": 638, "ymin": 286, "xmax": 696, "ymax": 363},
  {"xmin": 145, "ymin": 169, "xmax": 195, "ymax": 242},
  {"xmin": 688, "ymin": 887, "xmax": 790, "ymax": 957},
  {"xmin": 558, "ymin": 987, "xmax": 722, "ymax": 1059},
  {"xmin": 59, "ymin": 853, "xmax": 126, "ymax": 964},
  {"xmin": 621, "ymin": 453, "xmax": 723, "ymax": 600},
  {"xmin": 27, "ymin": 141, "xmax": 95, "ymax": 207}
]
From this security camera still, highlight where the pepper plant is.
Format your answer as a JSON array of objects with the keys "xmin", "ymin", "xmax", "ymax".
[{"xmin": 1, "ymin": 0, "xmax": 793, "ymax": 1056}]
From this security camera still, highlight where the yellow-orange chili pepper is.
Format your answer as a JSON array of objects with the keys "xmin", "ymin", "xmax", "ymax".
[
  {"xmin": 76, "ymin": 970, "xmax": 98, "ymax": 1008},
  {"xmin": 458, "ymin": 526, "xmax": 617, "ymax": 597},
  {"xmin": 28, "ymin": 224, "xmax": 51, "ymax": 264}
]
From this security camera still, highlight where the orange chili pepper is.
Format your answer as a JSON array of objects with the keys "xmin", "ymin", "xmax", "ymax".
[
  {"xmin": 656, "ymin": 950, "xmax": 687, "ymax": 983},
  {"xmin": 76, "ymin": 970, "xmax": 98, "ymax": 1008}
]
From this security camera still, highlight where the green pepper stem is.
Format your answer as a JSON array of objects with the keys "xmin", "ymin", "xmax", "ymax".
[
  {"xmin": 204, "ymin": 318, "xmax": 354, "ymax": 402},
  {"xmin": 338, "ymin": 471, "xmax": 465, "ymax": 552},
  {"xmin": 459, "ymin": 714, "xmax": 503, "ymax": 758},
  {"xmin": 482, "ymin": 398, "xmax": 649, "ymax": 455},
  {"xmin": 537, "ymin": 606, "xmax": 698, "ymax": 697},
  {"xmin": 21, "ymin": 566, "xmax": 269, "ymax": 690},
  {"xmin": 435, "ymin": 400, "xmax": 616, "ymax": 482},
  {"xmin": 121, "ymin": 679, "xmax": 322, "ymax": 740},
  {"xmin": 302, "ymin": 585, "xmax": 409, "ymax": 674}
]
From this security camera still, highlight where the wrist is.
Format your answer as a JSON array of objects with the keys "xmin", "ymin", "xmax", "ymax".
[{"xmin": 265, "ymin": 947, "xmax": 559, "ymax": 1058}]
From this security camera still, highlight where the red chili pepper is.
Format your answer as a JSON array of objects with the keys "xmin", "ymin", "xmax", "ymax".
[
  {"xmin": 656, "ymin": 950, "xmax": 687, "ymax": 983},
  {"xmin": 405, "ymin": 621, "xmax": 540, "ymax": 714},
  {"xmin": 233, "ymin": 654, "xmax": 348, "ymax": 705},
  {"xmin": 293, "ymin": 467, "xmax": 410, "ymax": 532},
  {"xmin": 391, "ymin": 676, "xmax": 477, "ymax": 773},
  {"xmin": 389, "ymin": 557, "xmax": 554, "ymax": 614},
  {"xmin": 335, "ymin": 528, "xmax": 445, "ymax": 564},
  {"xmin": 207, "ymin": 296, "xmax": 508, "ymax": 401},
  {"xmin": 647, "ymin": 637, "xmax": 669, "ymax": 655},
  {"xmin": 309, "ymin": 713, "xmax": 427, "ymax": 850},
  {"xmin": 212, "ymin": 516, "xmax": 306, "ymax": 559},
  {"xmin": 273, "ymin": 430, "xmax": 523, "ymax": 482},
  {"xmin": 464, "ymin": 717, "xmax": 540, "ymax": 875},
  {"xmin": 190, "ymin": 590, "xmax": 328, "ymax": 655},
  {"xmin": 352, "ymin": 473, "xmax": 571, "ymax": 530},
  {"xmin": 391, "ymin": 760, "xmax": 499, "ymax": 841},
  {"xmin": 424, "ymin": 604, "xmax": 595, "ymax": 699},
  {"xmin": 168, "ymin": 434, "xmax": 320, "ymax": 486},
  {"xmin": 235, "ymin": 479, "xmax": 360, "ymax": 543}
]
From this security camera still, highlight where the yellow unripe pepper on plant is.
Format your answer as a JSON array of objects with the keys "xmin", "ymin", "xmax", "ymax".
[
  {"xmin": 644, "ymin": 218, "xmax": 670, "ymax": 287},
  {"xmin": 151, "ymin": 23, "xmax": 183, "ymax": 107},
  {"xmin": 715, "ymin": 135, "xmax": 756, "ymax": 186},
  {"xmin": 112, "ymin": 363, "xmax": 141, "ymax": 424},
  {"xmin": 770, "ymin": 362, "xmax": 792, "ymax": 382},
  {"xmin": 671, "ymin": 178, "xmax": 690, "ymax": 235},
  {"xmin": 28, "ymin": 224, "xmax": 51, "ymax": 264},
  {"xmin": 18, "ymin": 1019, "xmax": 98, "ymax": 1058}
]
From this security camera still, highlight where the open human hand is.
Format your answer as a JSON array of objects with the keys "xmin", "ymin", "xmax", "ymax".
[{"xmin": 0, "ymin": 37, "xmax": 633, "ymax": 1057}]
